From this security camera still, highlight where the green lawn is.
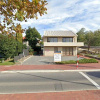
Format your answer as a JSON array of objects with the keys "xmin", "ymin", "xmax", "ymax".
[{"xmin": 0, "ymin": 60, "xmax": 15, "ymax": 65}]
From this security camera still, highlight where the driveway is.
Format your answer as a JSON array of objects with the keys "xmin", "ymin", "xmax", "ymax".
[{"xmin": 22, "ymin": 56, "xmax": 78, "ymax": 65}]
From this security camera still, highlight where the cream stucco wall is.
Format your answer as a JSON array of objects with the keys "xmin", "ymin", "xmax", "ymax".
[
  {"xmin": 44, "ymin": 46, "xmax": 77, "ymax": 56},
  {"xmin": 44, "ymin": 47, "xmax": 54, "ymax": 56},
  {"xmin": 73, "ymin": 47, "xmax": 77, "ymax": 56},
  {"xmin": 43, "ymin": 36, "xmax": 82, "ymax": 56}
]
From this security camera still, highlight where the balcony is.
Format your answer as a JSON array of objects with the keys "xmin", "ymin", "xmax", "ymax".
[{"xmin": 44, "ymin": 42, "xmax": 84, "ymax": 47}]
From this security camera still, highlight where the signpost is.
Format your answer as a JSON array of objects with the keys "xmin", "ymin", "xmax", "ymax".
[{"xmin": 54, "ymin": 51, "xmax": 61, "ymax": 62}]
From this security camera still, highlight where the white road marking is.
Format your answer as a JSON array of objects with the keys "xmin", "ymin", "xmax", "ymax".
[{"xmin": 79, "ymin": 72, "xmax": 100, "ymax": 89}]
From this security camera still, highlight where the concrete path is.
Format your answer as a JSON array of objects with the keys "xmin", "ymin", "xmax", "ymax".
[
  {"xmin": 0, "ymin": 62, "xmax": 100, "ymax": 71},
  {"xmin": 22, "ymin": 56, "xmax": 77, "ymax": 65}
]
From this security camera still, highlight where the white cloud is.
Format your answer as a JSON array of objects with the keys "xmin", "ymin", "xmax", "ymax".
[{"xmin": 19, "ymin": 0, "xmax": 100, "ymax": 36}]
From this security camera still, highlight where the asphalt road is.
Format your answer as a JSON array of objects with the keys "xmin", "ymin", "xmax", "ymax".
[{"xmin": 0, "ymin": 71, "xmax": 100, "ymax": 94}]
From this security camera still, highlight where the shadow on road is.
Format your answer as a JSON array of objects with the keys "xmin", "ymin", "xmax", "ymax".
[
  {"xmin": 86, "ymin": 72, "xmax": 100, "ymax": 78},
  {"xmin": 17, "ymin": 72, "xmax": 94, "ymax": 87}
]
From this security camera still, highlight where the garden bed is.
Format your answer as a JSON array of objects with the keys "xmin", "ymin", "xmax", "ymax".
[{"xmin": 55, "ymin": 58, "xmax": 98, "ymax": 64}]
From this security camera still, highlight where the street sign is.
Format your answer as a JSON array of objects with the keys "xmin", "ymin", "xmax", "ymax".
[{"xmin": 54, "ymin": 51, "xmax": 61, "ymax": 62}]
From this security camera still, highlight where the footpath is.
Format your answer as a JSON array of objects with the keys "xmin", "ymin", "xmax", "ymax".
[
  {"xmin": 0, "ymin": 62, "xmax": 100, "ymax": 71},
  {"xmin": 0, "ymin": 57, "xmax": 100, "ymax": 100},
  {"xmin": 0, "ymin": 90, "xmax": 100, "ymax": 100}
]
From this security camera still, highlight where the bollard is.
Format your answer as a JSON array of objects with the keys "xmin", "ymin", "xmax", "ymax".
[{"xmin": 76, "ymin": 55, "xmax": 79, "ymax": 69}]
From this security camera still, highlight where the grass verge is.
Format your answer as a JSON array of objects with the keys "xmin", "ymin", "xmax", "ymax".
[{"xmin": 0, "ymin": 59, "xmax": 15, "ymax": 65}]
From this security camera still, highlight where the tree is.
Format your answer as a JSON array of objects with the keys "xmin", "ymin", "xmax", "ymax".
[
  {"xmin": 0, "ymin": 34, "xmax": 17, "ymax": 59},
  {"xmin": 76, "ymin": 28, "xmax": 86, "ymax": 42},
  {"xmin": 25, "ymin": 27, "xmax": 41, "ymax": 50},
  {"xmin": 85, "ymin": 31, "xmax": 94, "ymax": 51},
  {"xmin": 15, "ymin": 24, "xmax": 23, "ymax": 43},
  {"xmin": 0, "ymin": 0, "xmax": 47, "ymax": 34},
  {"xmin": 14, "ymin": 24, "xmax": 23, "ymax": 55},
  {"xmin": 93, "ymin": 30, "xmax": 100, "ymax": 46}
]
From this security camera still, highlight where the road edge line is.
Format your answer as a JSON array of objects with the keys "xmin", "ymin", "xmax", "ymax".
[
  {"xmin": 79, "ymin": 72, "xmax": 100, "ymax": 89},
  {"xmin": 1, "ymin": 69, "xmax": 100, "ymax": 73}
]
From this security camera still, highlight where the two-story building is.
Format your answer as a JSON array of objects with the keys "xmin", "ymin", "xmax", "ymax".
[{"xmin": 43, "ymin": 31, "xmax": 84, "ymax": 56}]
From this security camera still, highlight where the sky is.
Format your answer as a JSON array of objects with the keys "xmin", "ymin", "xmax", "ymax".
[{"xmin": 20, "ymin": 0, "xmax": 100, "ymax": 36}]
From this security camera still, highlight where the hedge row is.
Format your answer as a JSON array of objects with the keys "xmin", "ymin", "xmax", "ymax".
[{"xmin": 56, "ymin": 58, "xmax": 98, "ymax": 64}]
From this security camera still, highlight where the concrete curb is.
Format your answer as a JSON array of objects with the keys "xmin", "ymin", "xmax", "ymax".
[
  {"xmin": 1, "ymin": 69, "xmax": 100, "ymax": 73},
  {"xmin": 21, "ymin": 56, "xmax": 33, "ymax": 65}
]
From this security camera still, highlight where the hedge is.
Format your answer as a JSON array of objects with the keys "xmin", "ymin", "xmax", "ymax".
[
  {"xmin": 78, "ymin": 58, "xmax": 98, "ymax": 63},
  {"xmin": 56, "ymin": 58, "xmax": 98, "ymax": 64}
]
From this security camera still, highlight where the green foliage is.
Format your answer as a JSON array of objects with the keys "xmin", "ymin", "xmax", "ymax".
[
  {"xmin": 77, "ymin": 28, "xmax": 100, "ymax": 51},
  {"xmin": 0, "ymin": 34, "xmax": 17, "ymax": 59},
  {"xmin": 0, "ymin": 59, "xmax": 15, "ymax": 65},
  {"xmin": 97, "ymin": 55, "xmax": 100, "ymax": 58},
  {"xmin": 93, "ymin": 30, "xmax": 100, "ymax": 46},
  {"xmin": 23, "ymin": 44, "xmax": 27, "ymax": 49},
  {"xmin": 0, "ymin": 58, "xmax": 5, "ymax": 63},
  {"xmin": 25, "ymin": 27, "xmax": 41, "ymax": 50},
  {"xmin": 28, "ymin": 47, "xmax": 34, "ymax": 55},
  {"xmin": 85, "ymin": 31, "xmax": 94, "ymax": 51},
  {"xmin": 15, "ymin": 41, "xmax": 23, "ymax": 56},
  {"xmin": 76, "ymin": 28, "xmax": 86, "ymax": 42},
  {"xmin": 78, "ymin": 58, "xmax": 98, "ymax": 63},
  {"xmin": 56, "ymin": 60, "xmax": 76, "ymax": 64},
  {"xmin": 56, "ymin": 59, "xmax": 98, "ymax": 64},
  {"xmin": 15, "ymin": 24, "xmax": 23, "ymax": 43},
  {"xmin": 0, "ymin": 0, "xmax": 47, "ymax": 34},
  {"xmin": 29, "ymin": 47, "xmax": 34, "ymax": 53}
]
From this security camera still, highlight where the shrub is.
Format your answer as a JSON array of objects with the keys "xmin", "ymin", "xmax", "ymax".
[
  {"xmin": 97, "ymin": 55, "xmax": 100, "ymax": 58},
  {"xmin": 55, "ymin": 58, "xmax": 98, "ymax": 64},
  {"xmin": 0, "ymin": 34, "xmax": 17, "ymax": 59},
  {"xmin": 56, "ymin": 60, "xmax": 76, "ymax": 64},
  {"xmin": 78, "ymin": 58, "xmax": 98, "ymax": 63}
]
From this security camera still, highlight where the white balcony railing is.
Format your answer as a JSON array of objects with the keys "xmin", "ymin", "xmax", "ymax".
[{"xmin": 44, "ymin": 42, "xmax": 84, "ymax": 47}]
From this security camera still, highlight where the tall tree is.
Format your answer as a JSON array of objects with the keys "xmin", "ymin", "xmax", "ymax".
[
  {"xmin": 25, "ymin": 27, "xmax": 41, "ymax": 50},
  {"xmin": 93, "ymin": 30, "xmax": 100, "ymax": 46},
  {"xmin": 85, "ymin": 31, "xmax": 94, "ymax": 51},
  {"xmin": 76, "ymin": 28, "xmax": 86, "ymax": 42},
  {"xmin": 0, "ymin": 34, "xmax": 16, "ymax": 59},
  {"xmin": 15, "ymin": 24, "xmax": 23, "ymax": 55},
  {"xmin": 15, "ymin": 24, "xmax": 23, "ymax": 43},
  {"xmin": 0, "ymin": 0, "xmax": 47, "ymax": 34}
]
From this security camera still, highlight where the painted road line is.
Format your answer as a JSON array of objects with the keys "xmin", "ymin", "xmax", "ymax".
[
  {"xmin": 1, "ymin": 70, "xmax": 100, "ymax": 74},
  {"xmin": 79, "ymin": 72, "xmax": 100, "ymax": 89}
]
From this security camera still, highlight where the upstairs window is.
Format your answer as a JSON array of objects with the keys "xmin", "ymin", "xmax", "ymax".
[
  {"xmin": 47, "ymin": 37, "xmax": 58, "ymax": 42},
  {"xmin": 62, "ymin": 37, "xmax": 73, "ymax": 42}
]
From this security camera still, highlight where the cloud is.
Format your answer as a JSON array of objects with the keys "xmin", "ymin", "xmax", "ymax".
[{"xmin": 19, "ymin": 0, "xmax": 100, "ymax": 36}]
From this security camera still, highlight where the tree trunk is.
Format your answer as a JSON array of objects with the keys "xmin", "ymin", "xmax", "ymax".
[{"xmin": 88, "ymin": 44, "xmax": 90, "ymax": 53}]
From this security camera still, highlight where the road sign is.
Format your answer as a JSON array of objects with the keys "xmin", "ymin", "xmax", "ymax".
[{"xmin": 54, "ymin": 51, "xmax": 61, "ymax": 62}]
